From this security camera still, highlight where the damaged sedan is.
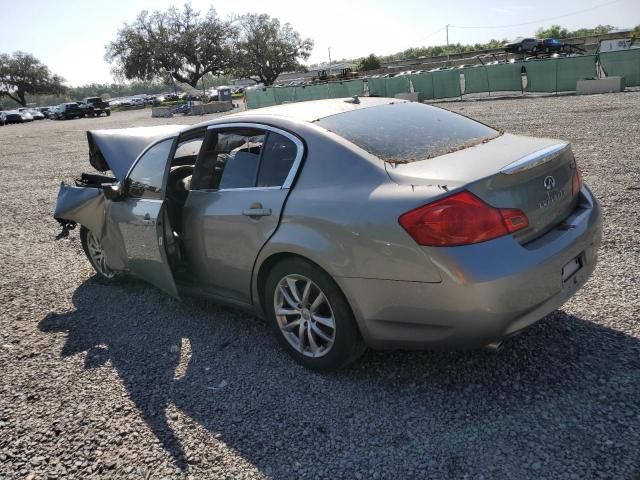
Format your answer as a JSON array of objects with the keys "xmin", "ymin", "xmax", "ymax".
[{"xmin": 54, "ymin": 98, "xmax": 601, "ymax": 370}]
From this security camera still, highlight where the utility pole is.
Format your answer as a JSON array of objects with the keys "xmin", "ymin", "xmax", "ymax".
[
  {"xmin": 328, "ymin": 46, "xmax": 332, "ymax": 74},
  {"xmin": 446, "ymin": 24, "xmax": 451, "ymax": 65}
]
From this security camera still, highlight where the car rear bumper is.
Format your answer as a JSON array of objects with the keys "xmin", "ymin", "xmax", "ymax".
[{"xmin": 337, "ymin": 186, "xmax": 602, "ymax": 350}]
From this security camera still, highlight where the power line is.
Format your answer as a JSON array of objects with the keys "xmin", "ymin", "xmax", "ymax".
[{"xmin": 450, "ymin": 0, "xmax": 625, "ymax": 30}]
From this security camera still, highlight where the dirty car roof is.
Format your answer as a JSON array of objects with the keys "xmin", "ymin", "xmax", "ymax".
[{"xmin": 228, "ymin": 97, "xmax": 409, "ymax": 123}]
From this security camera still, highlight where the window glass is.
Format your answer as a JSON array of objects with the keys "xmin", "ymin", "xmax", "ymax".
[
  {"xmin": 217, "ymin": 132, "xmax": 265, "ymax": 189},
  {"xmin": 127, "ymin": 138, "xmax": 174, "ymax": 199},
  {"xmin": 257, "ymin": 132, "xmax": 298, "ymax": 187},
  {"xmin": 316, "ymin": 102, "xmax": 499, "ymax": 163}
]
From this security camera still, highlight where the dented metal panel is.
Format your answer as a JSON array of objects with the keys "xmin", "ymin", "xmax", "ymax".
[{"xmin": 53, "ymin": 183, "xmax": 105, "ymax": 237}]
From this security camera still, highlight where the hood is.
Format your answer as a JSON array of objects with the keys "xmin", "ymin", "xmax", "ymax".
[{"xmin": 87, "ymin": 125, "xmax": 185, "ymax": 180}]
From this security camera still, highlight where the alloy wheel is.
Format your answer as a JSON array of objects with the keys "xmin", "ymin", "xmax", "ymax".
[
  {"xmin": 273, "ymin": 274, "xmax": 336, "ymax": 358},
  {"xmin": 86, "ymin": 230, "xmax": 114, "ymax": 278}
]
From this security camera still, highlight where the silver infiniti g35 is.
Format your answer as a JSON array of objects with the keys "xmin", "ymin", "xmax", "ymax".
[{"xmin": 54, "ymin": 98, "xmax": 601, "ymax": 370}]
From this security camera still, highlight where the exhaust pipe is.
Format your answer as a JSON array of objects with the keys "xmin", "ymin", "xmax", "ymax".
[{"xmin": 485, "ymin": 340, "xmax": 504, "ymax": 352}]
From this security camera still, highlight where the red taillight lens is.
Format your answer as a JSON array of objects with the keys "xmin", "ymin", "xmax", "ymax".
[
  {"xmin": 398, "ymin": 190, "xmax": 529, "ymax": 247},
  {"xmin": 571, "ymin": 164, "xmax": 583, "ymax": 196}
]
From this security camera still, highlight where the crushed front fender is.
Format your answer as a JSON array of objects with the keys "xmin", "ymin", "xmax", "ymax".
[{"xmin": 53, "ymin": 183, "xmax": 105, "ymax": 238}]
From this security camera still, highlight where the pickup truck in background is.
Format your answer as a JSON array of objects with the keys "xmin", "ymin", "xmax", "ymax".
[{"xmin": 78, "ymin": 97, "xmax": 111, "ymax": 117}]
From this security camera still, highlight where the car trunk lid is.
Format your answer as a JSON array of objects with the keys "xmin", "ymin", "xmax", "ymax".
[{"xmin": 385, "ymin": 133, "xmax": 580, "ymax": 244}]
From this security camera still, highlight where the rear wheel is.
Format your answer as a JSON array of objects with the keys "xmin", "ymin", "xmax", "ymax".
[
  {"xmin": 265, "ymin": 258, "xmax": 365, "ymax": 370},
  {"xmin": 80, "ymin": 226, "xmax": 115, "ymax": 279}
]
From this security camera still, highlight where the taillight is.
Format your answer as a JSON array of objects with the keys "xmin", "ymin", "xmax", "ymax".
[
  {"xmin": 571, "ymin": 164, "xmax": 583, "ymax": 196},
  {"xmin": 398, "ymin": 190, "xmax": 529, "ymax": 247}
]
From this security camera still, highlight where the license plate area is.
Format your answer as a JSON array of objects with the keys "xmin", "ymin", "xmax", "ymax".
[{"xmin": 562, "ymin": 255, "xmax": 583, "ymax": 283}]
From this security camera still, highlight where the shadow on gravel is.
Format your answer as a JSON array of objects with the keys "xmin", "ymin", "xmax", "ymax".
[{"xmin": 39, "ymin": 277, "xmax": 640, "ymax": 478}]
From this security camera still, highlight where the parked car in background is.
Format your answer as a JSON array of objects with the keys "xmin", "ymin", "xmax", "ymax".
[
  {"xmin": 54, "ymin": 98, "xmax": 601, "ymax": 370},
  {"xmin": 4, "ymin": 110, "xmax": 32, "ymax": 123},
  {"xmin": 55, "ymin": 103, "xmax": 83, "ymax": 120},
  {"xmin": 47, "ymin": 106, "xmax": 60, "ymax": 119},
  {"xmin": 39, "ymin": 107, "xmax": 51, "ymax": 117},
  {"xmin": 78, "ymin": 97, "xmax": 111, "ymax": 117},
  {"xmin": 130, "ymin": 97, "xmax": 145, "ymax": 108},
  {"xmin": 540, "ymin": 38, "xmax": 562, "ymax": 53},
  {"xmin": 505, "ymin": 37, "xmax": 539, "ymax": 53},
  {"xmin": 18, "ymin": 108, "xmax": 45, "ymax": 120}
]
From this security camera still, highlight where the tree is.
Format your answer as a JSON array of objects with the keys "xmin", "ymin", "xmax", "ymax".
[
  {"xmin": 535, "ymin": 25, "xmax": 570, "ymax": 39},
  {"xmin": 631, "ymin": 25, "xmax": 640, "ymax": 44},
  {"xmin": 0, "ymin": 52, "xmax": 65, "ymax": 106},
  {"xmin": 234, "ymin": 14, "xmax": 313, "ymax": 86},
  {"xmin": 536, "ymin": 24, "xmax": 615, "ymax": 39},
  {"xmin": 105, "ymin": 4, "xmax": 237, "ymax": 88},
  {"xmin": 358, "ymin": 54, "xmax": 381, "ymax": 71}
]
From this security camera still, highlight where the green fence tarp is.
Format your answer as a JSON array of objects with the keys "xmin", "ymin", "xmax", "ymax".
[
  {"xmin": 432, "ymin": 69, "xmax": 461, "ymax": 98},
  {"xmin": 384, "ymin": 76, "xmax": 410, "ymax": 97},
  {"xmin": 524, "ymin": 59, "xmax": 557, "ymax": 92},
  {"xmin": 273, "ymin": 87, "xmax": 296, "ymax": 104},
  {"xmin": 327, "ymin": 82, "xmax": 346, "ymax": 98},
  {"xmin": 486, "ymin": 63, "xmax": 522, "ymax": 92},
  {"xmin": 367, "ymin": 77, "xmax": 388, "ymax": 96},
  {"xmin": 556, "ymin": 55, "xmax": 597, "ymax": 91},
  {"xmin": 246, "ymin": 88, "xmax": 276, "ymax": 109},
  {"xmin": 410, "ymin": 73, "xmax": 435, "ymax": 100},
  {"xmin": 293, "ymin": 85, "xmax": 313, "ymax": 102},
  {"xmin": 461, "ymin": 66, "xmax": 489, "ymax": 95},
  {"xmin": 344, "ymin": 80, "xmax": 365, "ymax": 97},
  {"xmin": 600, "ymin": 48, "xmax": 640, "ymax": 87},
  {"xmin": 309, "ymin": 84, "xmax": 329, "ymax": 100}
]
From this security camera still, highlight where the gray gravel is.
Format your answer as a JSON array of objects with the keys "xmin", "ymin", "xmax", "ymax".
[{"xmin": 1, "ymin": 94, "xmax": 639, "ymax": 480}]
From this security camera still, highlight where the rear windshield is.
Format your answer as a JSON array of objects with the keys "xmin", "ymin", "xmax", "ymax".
[{"xmin": 315, "ymin": 102, "xmax": 499, "ymax": 163}]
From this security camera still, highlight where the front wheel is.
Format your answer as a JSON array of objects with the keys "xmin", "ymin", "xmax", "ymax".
[
  {"xmin": 80, "ymin": 226, "xmax": 115, "ymax": 279},
  {"xmin": 265, "ymin": 258, "xmax": 365, "ymax": 370}
]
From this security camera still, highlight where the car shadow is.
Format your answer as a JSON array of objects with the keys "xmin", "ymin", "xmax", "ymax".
[{"xmin": 39, "ymin": 277, "xmax": 640, "ymax": 477}]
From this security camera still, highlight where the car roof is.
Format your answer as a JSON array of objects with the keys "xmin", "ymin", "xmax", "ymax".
[{"xmin": 228, "ymin": 97, "xmax": 408, "ymax": 123}]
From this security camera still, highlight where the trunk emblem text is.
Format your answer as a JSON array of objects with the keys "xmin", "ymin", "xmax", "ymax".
[{"xmin": 538, "ymin": 189, "xmax": 566, "ymax": 209}]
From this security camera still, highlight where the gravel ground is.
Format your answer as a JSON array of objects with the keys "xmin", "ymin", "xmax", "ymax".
[{"xmin": 0, "ymin": 94, "xmax": 639, "ymax": 480}]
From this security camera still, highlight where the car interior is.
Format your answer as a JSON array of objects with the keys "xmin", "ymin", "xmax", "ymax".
[{"xmin": 163, "ymin": 127, "xmax": 266, "ymax": 272}]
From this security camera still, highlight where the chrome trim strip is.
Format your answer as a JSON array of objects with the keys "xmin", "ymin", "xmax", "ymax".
[
  {"xmin": 206, "ymin": 122, "xmax": 305, "ymax": 190},
  {"xmin": 500, "ymin": 143, "xmax": 569, "ymax": 174}
]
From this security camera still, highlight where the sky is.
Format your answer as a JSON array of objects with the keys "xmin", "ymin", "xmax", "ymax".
[{"xmin": 0, "ymin": 0, "xmax": 638, "ymax": 86}]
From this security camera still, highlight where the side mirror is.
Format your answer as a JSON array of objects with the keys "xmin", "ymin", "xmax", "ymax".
[{"xmin": 102, "ymin": 182, "xmax": 123, "ymax": 201}]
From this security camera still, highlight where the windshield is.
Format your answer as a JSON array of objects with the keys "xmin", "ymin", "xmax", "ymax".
[{"xmin": 316, "ymin": 102, "xmax": 500, "ymax": 163}]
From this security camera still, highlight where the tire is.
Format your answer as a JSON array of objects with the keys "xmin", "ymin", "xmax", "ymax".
[
  {"xmin": 80, "ymin": 226, "xmax": 115, "ymax": 280},
  {"xmin": 106, "ymin": 111, "xmax": 111, "ymax": 116},
  {"xmin": 264, "ymin": 258, "xmax": 365, "ymax": 370}
]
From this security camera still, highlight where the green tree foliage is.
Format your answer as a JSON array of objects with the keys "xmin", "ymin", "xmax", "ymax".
[
  {"xmin": 105, "ymin": 4, "xmax": 237, "ymax": 87},
  {"xmin": 358, "ymin": 54, "xmax": 381, "ymax": 71},
  {"xmin": 535, "ymin": 24, "xmax": 615, "ymax": 39},
  {"xmin": 0, "ymin": 52, "xmax": 65, "ymax": 106},
  {"xmin": 234, "ymin": 14, "xmax": 313, "ymax": 86},
  {"xmin": 631, "ymin": 25, "xmax": 640, "ymax": 43}
]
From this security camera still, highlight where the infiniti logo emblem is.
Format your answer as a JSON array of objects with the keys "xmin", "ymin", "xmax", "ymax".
[{"xmin": 543, "ymin": 176, "xmax": 556, "ymax": 191}]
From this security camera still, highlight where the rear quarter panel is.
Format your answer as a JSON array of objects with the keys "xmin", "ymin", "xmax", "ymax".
[{"xmin": 251, "ymin": 121, "xmax": 444, "ymax": 309}]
